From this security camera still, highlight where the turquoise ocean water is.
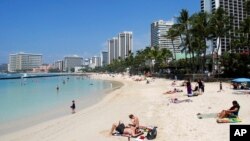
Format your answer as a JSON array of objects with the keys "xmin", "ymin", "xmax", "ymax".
[{"xmin": 0, "ymin": 75, "xmax": 112, "ymax": 135}]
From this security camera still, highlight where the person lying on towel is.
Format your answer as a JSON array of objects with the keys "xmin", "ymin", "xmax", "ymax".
[
  {"xmin": 163, "ymin": 88, "xmax": 183, "ymax": 94},
  {"xmin": 110, "ymin": 121, "xmax": 139, "ymax": 137}
]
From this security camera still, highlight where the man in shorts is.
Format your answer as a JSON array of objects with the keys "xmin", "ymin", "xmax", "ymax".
[{"xmin": 110, "ymin": 121, "xmax": 137, "ymax": 136}]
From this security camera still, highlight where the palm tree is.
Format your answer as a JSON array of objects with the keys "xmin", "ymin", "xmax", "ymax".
[
  {"xmin": 150, "ymin": 46, "xmax": 161, "ymax": 72},
  {"xmin": 209, "ymin": 7, "xmax": 231, "ymax": 75},
  {"xmin": 133, "ymin": 50, "xmax": 147, "ymax": 74},
  {"xmin": 160, "ymin": 48, "xmax": 172, "ymax": 63},
  {"xmin": 143, "ymin": 46, "xmax": 172, "ymax": 73},
  {"xmin": 175, "ymin": 9, "xmax": 194, "ymax": 72},
  {"xmin": 189, "ymin": 12, "xmax": 211, "ymax": 72},
  {"xmin": 176, "ymin": 9, "xmax": 190, "ymax": 53},
  {"xmin": 166, "ymin": 27, "xmax": 179, "ymax": 72},
  {"xmin": 136, "ymin": 47, "xmax": 152, "ymax": 72},
  {"xmin": 166, "ymin": 27, "xmax": 179, "ymax": 61}
]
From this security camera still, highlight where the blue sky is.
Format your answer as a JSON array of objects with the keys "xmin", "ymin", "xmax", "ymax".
[{"xmin": 0, "ymin": 0, "xmax": 200, "ymax": 64}]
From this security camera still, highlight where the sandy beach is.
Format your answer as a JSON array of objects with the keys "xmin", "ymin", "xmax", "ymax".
[{"xmin": 0, "ymin": 73, "xmax": 249, "ymax": 141}]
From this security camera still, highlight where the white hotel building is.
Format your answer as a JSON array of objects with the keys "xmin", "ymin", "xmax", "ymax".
[
  {"xmin": 100, "ymin": 51, "xmax": 108, "ymax": 67},
  {"xmin": 108, "ymin": 37, "xmax": 119, "ymax": 64},
  {"xmin": 108, "ymin": 31, "xmax": 133, "ymax": 64},
  {"xmin": 118, "ymin": 31, "xmax": 133, "ymax": 59},
  {"xmin": 151, "ymin": 20, "xmax": 181, "ymax": 54},
  {"xmin": 63, "ymin": 56, "xmax": 83, "ymax": 71},
  {"xmin": 8, "ymin": 52, "xmax": 42, "ymax": 72}
]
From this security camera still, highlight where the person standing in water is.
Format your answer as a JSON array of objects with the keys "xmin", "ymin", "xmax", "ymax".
[{"xmin": 70, "ymin": 100, "xmax": 75, "ymax": 114}]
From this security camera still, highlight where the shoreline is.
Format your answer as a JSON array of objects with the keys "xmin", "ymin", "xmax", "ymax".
[
  {"xmin": 0, "ymin": 73, "xmax": 249, "ymax": 141},
  {"xmin": 0, "ymin": 78, "xmax": 123, "ymax": 136}
]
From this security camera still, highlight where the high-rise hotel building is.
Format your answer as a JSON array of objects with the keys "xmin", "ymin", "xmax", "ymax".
[
  {"xmin": 92, "ymin": 56, "xmax": 101, "ymax": 68},
  {"xmin": 201, "ymin": 0, "xmax": 249, "ymax": 54},
  {"xmin": 118, "ymin": 31, "xmax": 133, "ymax": 59},
  {"xmin": 100, "ymin": 51, "xmax": 108, "ymax": 67},
  {"xmin": 108, "ymin": 37, "xmax": 119, "ymax": 64},
  {"xmin": 151, "ymin": 20, "xmax": 181, "ymax": 54},
  {"xmin": 8, "ymin": 52, "xmax": 42, "ymax": 72},
  {"xmin": 108, "ymin": 31, "xmax": 133, "ymax": 64}
]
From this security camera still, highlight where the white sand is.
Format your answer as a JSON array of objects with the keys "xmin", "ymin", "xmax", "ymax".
[{"xmin": 0, "ymin": 73, "xmax": 249, "ymax": 141}]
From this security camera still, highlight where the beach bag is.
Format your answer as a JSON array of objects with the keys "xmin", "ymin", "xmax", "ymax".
[{"xmin": 146, "ymin": 127, "xmax": 157, "ymax": 140}]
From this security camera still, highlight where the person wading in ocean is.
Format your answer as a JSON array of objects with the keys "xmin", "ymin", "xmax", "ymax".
[{"xmin": 70, "ymin": 100, "xmax": 75, "ymax": 114}]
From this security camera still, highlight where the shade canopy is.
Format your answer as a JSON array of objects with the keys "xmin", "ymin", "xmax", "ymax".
[{"xmin": 232, "ymin": 78, "xmax": 250, "ymax": 83}]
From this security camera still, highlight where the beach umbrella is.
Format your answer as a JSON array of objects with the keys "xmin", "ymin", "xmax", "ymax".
[{"xmin": 231, "ymin": 78, "xmax": 250, "ymax": 83}]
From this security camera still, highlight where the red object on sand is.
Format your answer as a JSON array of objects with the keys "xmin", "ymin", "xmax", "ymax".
[{"xmin": 139, "ymin": 136, "xmax": 145, "ymax": 139}]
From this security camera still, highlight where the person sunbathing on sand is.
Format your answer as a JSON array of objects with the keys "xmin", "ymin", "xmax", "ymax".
[
  {"xmin": 110, "ymin": 121, "xmax": 140, "ymax": 137},
  {"xmin": 163, "ymin": 88, "xmax": 183, "ymax": 94},
  {"xmin": 170, "ymin": 98, "xmax": 192, "ymax": 103},
  {"xmin": 171, "ymin": 81, "xmax": 176, "ymax": 86},
  {"xmin": 217, "ymin": 100, "xmax": 240, "ymax": 119}
]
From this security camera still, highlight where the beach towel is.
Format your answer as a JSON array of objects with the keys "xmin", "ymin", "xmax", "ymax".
[
  {"xmin": 217, "ymin": 117, "xmax": 242, "ymax": 123},
  {"xmin": 112, "ymin": 131, "xmax": 144, "ymax": 138},
  {"xmin": 197, "ymin": 113, "xmax": 217, "ymax": 119},
  {"xmin": 112, "ymin": 126, "xmax": 157, "ymax": 140},
  {"xmin": 232, "ymin": 91, "xmax": 250, "ymax": 95}
]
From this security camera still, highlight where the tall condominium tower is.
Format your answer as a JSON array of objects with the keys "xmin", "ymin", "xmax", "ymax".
[
  {"xmin": 107, "ymin": 31, "xmax": 133, "ymax": 64},
  {"xmin": 89, "ymin": 56, "xmax": 101, "ymax": 68},
  {"xmin": 108, "ymin": 37, "xmax": 119, "ymax": 64},
  {"xmin": 63, "ymin": 56, "xmax": 83, "ymax": 71},
  {"xmin": 100, "ymin": 51, "xmax": 108, "ymax": 67},
  {"xmin": 151, "ymin": 20, "xmax": 181, "ymax": 54},
  {"xmin": 118, "ymin": 31, "xmax": 133, "ymax": 59},
  {"xmin": 8, "ymin": 52, "xmax": 42, "ymax": 72},
  {"xmin": 201, "ymin": 0, "xmax": 249, "ymax": 54}
]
